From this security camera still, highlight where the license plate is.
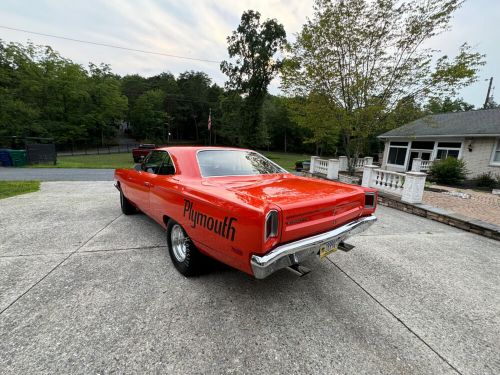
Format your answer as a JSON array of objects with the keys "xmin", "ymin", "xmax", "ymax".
[{"xmin": 319, "ymin": 240, "xmax": 338, "ymax": 258}]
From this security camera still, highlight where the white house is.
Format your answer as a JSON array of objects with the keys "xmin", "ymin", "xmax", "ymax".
[{"xmin": 378, "ymin": 107, "xmax": 500, "ymax": 178}]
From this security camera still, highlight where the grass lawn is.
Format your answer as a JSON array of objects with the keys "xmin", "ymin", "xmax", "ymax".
[
  {"xmin": 34, "ymin": 153, "xmax": 134, "ymax": 169},
  {"xmin": 0, "ymin": 181, "xmax": 40, "ymax": 199},
  {"xmin": 260, "ymin": 151, "xmax": 311, "ymax": 171},
  {"xmin": 31, "ymin": 150, "xmax": 311, "ymax": 171}
]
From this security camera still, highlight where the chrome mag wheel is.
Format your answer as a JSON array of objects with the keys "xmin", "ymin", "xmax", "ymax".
[{"xmin": 171, "ymin": 224, "xmax": 187, "ymax": 262}]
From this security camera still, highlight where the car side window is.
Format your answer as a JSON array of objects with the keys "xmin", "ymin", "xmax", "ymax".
[
  {"xmin": 157, "ymin": 152, "xmax": 176, "ymax": 175},
  {"xmin": 142, "ymin": 151, "xmax": 166, "ymax": 174}
]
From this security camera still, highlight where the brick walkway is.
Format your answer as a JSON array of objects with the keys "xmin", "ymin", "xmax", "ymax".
[{"xmin": 423, "ymin": 185, "xmax": 500, "ymax": 226}]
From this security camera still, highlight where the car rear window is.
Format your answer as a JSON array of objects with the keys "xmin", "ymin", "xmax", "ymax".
[{"xmin": 197, "ymin": 150, "xmax": 286, "ymax": 177}]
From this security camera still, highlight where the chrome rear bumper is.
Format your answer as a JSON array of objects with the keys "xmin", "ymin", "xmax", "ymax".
[{"xmin": 250, "ymin": 215, "xmax": 376, "ymax": 279}]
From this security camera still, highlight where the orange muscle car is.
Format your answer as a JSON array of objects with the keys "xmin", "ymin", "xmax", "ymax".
[{"xmin": 114, "ymin": 147, "xmax": 377, "ymax": 279}]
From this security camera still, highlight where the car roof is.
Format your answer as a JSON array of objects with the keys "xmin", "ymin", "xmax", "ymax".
[
  {"xmin": 156, "ymin": 146, "xmax": 250, "ymax": 152},
  {"xmin": 154, "ymin": 146, "xmax": 252, "ymax": 178}
]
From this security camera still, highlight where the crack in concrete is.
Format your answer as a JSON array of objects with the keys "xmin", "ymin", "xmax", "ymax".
[
  {"xmin": 0, "ymin": 246, "xmax": 167, "ymax": 259},
  {"xmin": 356, "ymin": 231, "xmax": 466, "ymax": 237},
  {"xmin": 77, "ymin": 245, "xmax": 167, "ymax": 254},
  {"xmin": 325, "ymin": 256, "xmax": 463, "ymax": 375},
  {"xmin": 0, "ymin": 213, "xmax": 123, "ymax": 317},
  {"xmin": 0, "ymin": 252, "xmax": 70, "ymax": 259}
]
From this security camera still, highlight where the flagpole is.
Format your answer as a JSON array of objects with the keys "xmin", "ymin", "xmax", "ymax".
[{"xmin": 208, "ymin": 108, "xmax": 212, "ymax": 146}]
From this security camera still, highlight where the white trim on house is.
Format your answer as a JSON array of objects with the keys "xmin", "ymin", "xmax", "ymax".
[
  {"xmin": 490, "ymin": 138, "xmax": 500, "ymax": 167},
  {"xmin": 434, "ymin": 141, "xmax": 463, "ymax": 160},
  {"xmin": 380, "ymin": 133, "xmax": 500, "ymax": 139},
  {"xmin": 383, "ymin": 138, "xmax": 466, "ymax": 172},
  {"xmin": 385, "ymin": 141, "xmax": 410, "ymax": 171}
]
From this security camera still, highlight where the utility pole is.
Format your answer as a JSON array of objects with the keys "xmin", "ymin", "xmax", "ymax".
[{"xmin": 483, "ymin": 77, "xmax": 493, "ymax": 109}]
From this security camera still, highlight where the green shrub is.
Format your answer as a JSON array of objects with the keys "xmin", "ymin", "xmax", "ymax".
[
  {"xmin": 475, "ymin": 172, "xmax": 498, "ymax": 188},
  {"xmin": 429, "ymin": 157, "xmax": 468, "ymax": 184}
]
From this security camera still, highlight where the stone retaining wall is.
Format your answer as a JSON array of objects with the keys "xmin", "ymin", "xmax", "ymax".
[{"xmin": 378, "ymin": 193, "xmax": 500, "ymax": 241}]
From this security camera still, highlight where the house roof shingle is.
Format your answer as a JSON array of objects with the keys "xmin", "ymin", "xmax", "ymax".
[{"xmin": 378, "ymin": 107, "xmax": 500, "ymax": 138}]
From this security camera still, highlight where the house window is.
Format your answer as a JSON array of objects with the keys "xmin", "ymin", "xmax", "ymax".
[
  {"xmin": 387, "ymin": 141, "xmax": 408, "ymax": 165},
  {"xmin": 436, "ymin": 142, "xmax": 461, "ymax": 160},
  {"xmin": 491, "ymin": 139, "xmax": 500, "ymax": 165},
  {"xmin": 411, "ymin": 141, "xmax": 435, "ymax": 150}
]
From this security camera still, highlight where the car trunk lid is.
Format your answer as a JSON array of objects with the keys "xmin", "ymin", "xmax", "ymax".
[{"xmin": 213, "ymin": 174, "xmax": 366, "ymax": 243}]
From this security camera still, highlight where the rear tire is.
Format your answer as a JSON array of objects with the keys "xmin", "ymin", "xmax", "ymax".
[
  {"xmin": 166, "ymin": 220, "xmax": 203, "ymax": 276},
  {"xmin": 120, "ymin": 190, "xmax": 136, "ymax": 215}
]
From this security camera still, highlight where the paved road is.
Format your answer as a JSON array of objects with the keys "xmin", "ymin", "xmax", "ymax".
[
  {"xmin": 0, "ymin": 182, "xmax": 499, "ymax": 374},
  {"xmin": 0, "ymin": 167, "xmax": 114, "ymax": 181}
]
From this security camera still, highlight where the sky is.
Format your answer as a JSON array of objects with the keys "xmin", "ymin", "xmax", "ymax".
[{"xmin": 0, "ymin": 0, "xmax": 498, "ymax": 107}]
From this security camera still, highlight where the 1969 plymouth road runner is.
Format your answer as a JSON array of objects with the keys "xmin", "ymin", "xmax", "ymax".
[{"xmin": 114, "ymin": 147, "xmax": 377, "ymax": 279}]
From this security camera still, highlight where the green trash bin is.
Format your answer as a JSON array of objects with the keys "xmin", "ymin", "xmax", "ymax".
[{"xmin": 8, "ymin": 150, "xmax": 27, "ymax": 167}]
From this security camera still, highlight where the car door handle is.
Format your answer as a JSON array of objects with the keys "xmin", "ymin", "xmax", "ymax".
[{"xmin": 144, "ymin": 182, "xmax": 153, "ymax": 187}]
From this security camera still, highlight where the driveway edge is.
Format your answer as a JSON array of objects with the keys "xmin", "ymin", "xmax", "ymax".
[{"xmin": 377, "ymin": 193, "xmax": 500, "ymax": 241}]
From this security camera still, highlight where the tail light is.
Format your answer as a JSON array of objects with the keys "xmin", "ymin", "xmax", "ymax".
[
  {"xmin": 365, "ymin": 192, "xmax": 376, "ymax": 208},
  {"xmin": 265, "ymin": 210, "xmax": 279, "ymax": 240}
]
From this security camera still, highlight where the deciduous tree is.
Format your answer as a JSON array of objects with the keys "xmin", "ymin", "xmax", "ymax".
[
  {"xmin": 221, "ymin": 10, "xmax": 286, "ymax": 147},
  {"xmin": 425, "ymin": 96, "xmax": 474, "ymax": 113},
  {"xmin": 282, "ymin": 0, "xmax": 485, "ymax": 172},
  {"xmin": 130, "ymin": 89, "xmax": 171, "ymax": 142}
]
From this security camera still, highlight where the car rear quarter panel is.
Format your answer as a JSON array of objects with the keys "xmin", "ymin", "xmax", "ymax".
[
  {"xmin": 150, "ymin": 179, "xmax": 265, "ymax": 275},
  {"xmin": 116, "ymin": 164, "xmax": 268, "ymax": 275}
]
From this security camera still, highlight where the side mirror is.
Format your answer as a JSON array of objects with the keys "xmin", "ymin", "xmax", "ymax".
[{"xmin": 133, "ymin": 164, "xmax": 142, "ymax": 171}]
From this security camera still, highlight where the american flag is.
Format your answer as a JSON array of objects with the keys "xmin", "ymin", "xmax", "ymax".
[{"xmin": 208, "ymin": 109, "xmax": 212, "ymax": 131}]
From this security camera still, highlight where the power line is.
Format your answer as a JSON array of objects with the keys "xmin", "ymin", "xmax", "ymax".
[{"xmin": 0, "ymin": 25, "xmax": 221, "ymax": 64}]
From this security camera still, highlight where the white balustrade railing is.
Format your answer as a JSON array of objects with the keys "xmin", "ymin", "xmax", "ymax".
[
  {"xmin": 372, "ymin": 169, "xmax": 405, "ymax": 195},
  {"xmin": 310, "ymin": 156, "xmax": 340, "ymax": 180},
  {"xmin": 339, "ymin": 156, "xmax": 374, "ymax": 171},
  {"xmin": 310, "ymin": 157, "xmax": 427, "ymax": 204},
  {"xmin": 362, "ymin": 165, "xmax": 427, "ymax": 204},
  {"xmin": 411, "ymin": 158, "xmax": 433, "ymax": 172},
  {"xmin": 310, "ymin": 156, "xmax": 376, "ymax": 179},
  {"xmin": 420, "ymin": 160, "xmax": 433, "ymax": 171},
  {"xmin": 354, "ymin": 158, "xmax": 365, "ymax": 169},
  {"xmin": 315, "ymin": 158, "xmax": 328, "ymax": 175}
]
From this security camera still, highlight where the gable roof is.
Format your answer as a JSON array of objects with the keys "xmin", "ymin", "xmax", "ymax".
[{"xmin": 379, "ymin": 107, "xmax": 500, "ymax": 138}]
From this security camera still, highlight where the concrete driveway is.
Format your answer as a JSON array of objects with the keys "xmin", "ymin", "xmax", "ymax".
[{"xmin": 0, "ymin": 182, "xmax": 498, "ymax": 374}]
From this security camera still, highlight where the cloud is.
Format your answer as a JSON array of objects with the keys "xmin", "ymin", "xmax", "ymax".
[
  {"xmin": 0, "ymin": 0, "xmax": 314, "ymax": 89},
  {"xmin": 0, "ymin": 0, "xmax": 497, "ymax": 106}
]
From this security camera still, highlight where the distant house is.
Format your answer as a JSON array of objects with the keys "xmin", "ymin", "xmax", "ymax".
[{"xmin": 378, "ymin": 107, "xmax": 500, "ymax": 178}]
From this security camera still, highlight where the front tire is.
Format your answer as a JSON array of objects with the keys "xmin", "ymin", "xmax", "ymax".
[
  {"xmin": 167, "ymin": 220, "xmax": 203, "ymax": 276},
  {"xmin": 120, "ymin": 190, "xmax": 136, "ymax": 215}
]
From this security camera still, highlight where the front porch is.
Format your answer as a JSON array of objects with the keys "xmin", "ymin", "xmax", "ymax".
[{"xmin": 381, "ymin": 139, "xmax": 464, "ymax": 173}]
